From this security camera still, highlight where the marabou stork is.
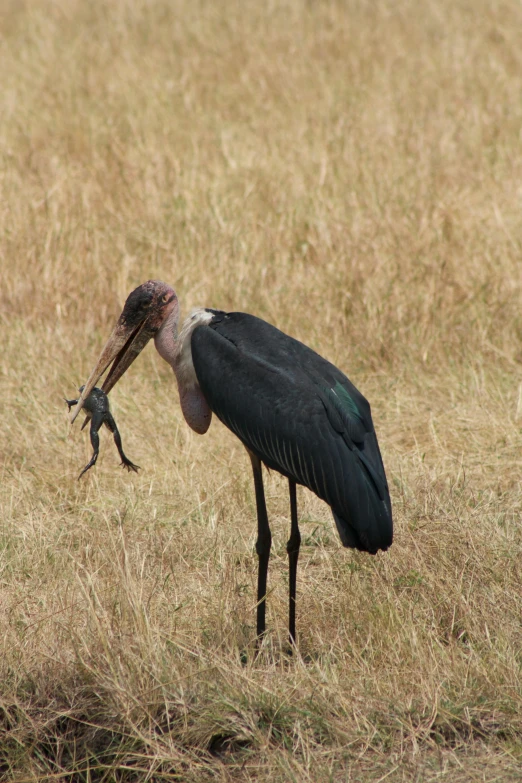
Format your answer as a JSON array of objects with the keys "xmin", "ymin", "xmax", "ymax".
[{"xmin": 71, "ymin": 280, "xmax": 393, "ymax": 646}]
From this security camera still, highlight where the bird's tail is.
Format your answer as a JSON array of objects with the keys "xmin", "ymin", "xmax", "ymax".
[{"xmin": 332, "ymin": 503, "xmax": 392, "ymax": 555}]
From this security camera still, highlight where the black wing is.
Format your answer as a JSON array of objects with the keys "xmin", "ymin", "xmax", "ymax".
[{"xmin": 191, "ymin": 312, "xmax": 392, "ymax": 554}]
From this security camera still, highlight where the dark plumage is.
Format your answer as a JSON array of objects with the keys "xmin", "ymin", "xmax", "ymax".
[{"xmin": 192, "ymin": 311, "xmax": 392, "ymax": 555}]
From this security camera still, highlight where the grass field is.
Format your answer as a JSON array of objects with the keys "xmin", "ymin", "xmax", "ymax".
[{"xmin": 1, "ymin": 0, "xmax": 522, "ymax": 779}]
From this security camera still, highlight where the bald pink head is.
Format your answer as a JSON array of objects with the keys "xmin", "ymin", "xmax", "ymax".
[{"xmin": 71, "ymin": 280, "xmax": 179, "ymax": 424}]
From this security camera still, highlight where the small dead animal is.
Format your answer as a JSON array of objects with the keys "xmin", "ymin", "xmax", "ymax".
[{"xmin": 65, "ymin": 386, "xmax": 140, "ymax": 479}]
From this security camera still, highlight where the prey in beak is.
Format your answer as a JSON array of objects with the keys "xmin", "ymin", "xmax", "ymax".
[
  {"xmin": 66, "ymin": 386, "xmax": 140, "ymax": 478},
  {"xmin": 70, "ymin": 280, "xmax": 178, "ymax": 425}
]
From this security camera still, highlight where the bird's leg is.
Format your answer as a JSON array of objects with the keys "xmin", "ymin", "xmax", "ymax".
[
  {"xmin": 249, "ymin": 451, "xmax": 271, "ymax": 644},
  {"xmin": 104, "ymin": 413, "xmax": 140, "ymax": 473},
  {"xmin": 287, "ymin": 479, "xmax": 301, "ymax": 649},
  {"xmin": 77, "ymin": 412, "xmax": 103, "ymax": 479}
]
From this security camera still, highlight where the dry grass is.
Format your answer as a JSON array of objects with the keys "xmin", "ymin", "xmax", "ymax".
[{"xmin": 1, "ymin": 0, "xmax": 522, "ymax": 779}]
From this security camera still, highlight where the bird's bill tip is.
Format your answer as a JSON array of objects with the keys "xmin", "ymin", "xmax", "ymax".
[{"xmin": 69, "ymin": 324, "xmax": 129, "ymax": 424}]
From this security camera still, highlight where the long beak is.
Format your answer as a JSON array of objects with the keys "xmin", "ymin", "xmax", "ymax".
[{"xmin": 70, "ymin": 317, "xmax": 153, "ymax": 425}]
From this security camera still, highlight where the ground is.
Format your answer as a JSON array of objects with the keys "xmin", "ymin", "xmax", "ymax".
[{"xmin": 1, "ymin": 0, "xmax": 522, "ymax": 779}]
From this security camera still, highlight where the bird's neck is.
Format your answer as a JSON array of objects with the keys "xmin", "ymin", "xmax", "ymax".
[
  {"xmin": 154, "ymin": 305, "xmax": 209, "ymax": 382},
  {"xmin": 154, "ymin": 303, "xmax": 180, "ymax": 371},
  {"xmin": 154, "ymin": 307, "xmax": 213, "ymax": 435}
]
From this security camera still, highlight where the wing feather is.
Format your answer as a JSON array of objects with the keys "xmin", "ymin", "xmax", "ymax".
[{"xmin": 191, "ymin": 313, "xmax": 392, "ymax": 553}]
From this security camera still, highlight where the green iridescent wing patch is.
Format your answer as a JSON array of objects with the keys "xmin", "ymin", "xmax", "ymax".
[{"xmin": 332, "ymin": 381, "xmax": 363, "ymax": 421}]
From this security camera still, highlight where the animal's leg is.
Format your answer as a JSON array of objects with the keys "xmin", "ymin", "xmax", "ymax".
[
  {"xmin": 77, "ymin": 412, "xmax": 103, "ymax": 479},
  {"xmin": 64, "ymin": 396, "xmax": 91, "ymax": 430},
  {"xmin": 104, "ymin": 414, "xmax": 140, "ymax": 473},
  {"xmin": 249, "ymin": 451, "xmax": 271, "ymax": 642},
  {"xmin": 287, "ymin": 479, "xmax": 301, "ymax": 649}
]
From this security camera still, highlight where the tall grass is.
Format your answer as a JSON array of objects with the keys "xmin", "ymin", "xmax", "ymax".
[{"xmin": 1, "ymin": 0, "xmax": 522, "ymax": 779}]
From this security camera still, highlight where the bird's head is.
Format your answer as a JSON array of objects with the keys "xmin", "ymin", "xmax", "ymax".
[{"xmin": 70, "ymin": 280, "xmax": 178, "ymax": 424}]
